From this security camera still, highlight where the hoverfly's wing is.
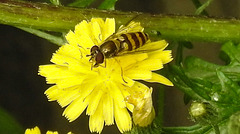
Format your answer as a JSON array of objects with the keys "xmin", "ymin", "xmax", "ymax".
[
  {"xmin": 104, "ymin": 21, "xmax": 144, "ymax": 41},
  {"xmin": 115, "ymin": 21, "xmax": 144, "ymax": 36},
  {"xmin": 116, "ymin": 40, "xmax": 168, "ymax": 56}
]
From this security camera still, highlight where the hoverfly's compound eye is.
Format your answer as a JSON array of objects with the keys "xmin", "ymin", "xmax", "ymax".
[{"xmin": 95, "ymin": 52, "xmax": 104, "ymax": 65}]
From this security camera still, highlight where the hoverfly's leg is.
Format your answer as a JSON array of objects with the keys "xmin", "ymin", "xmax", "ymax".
[
  {"xmin": 77, "ymin": 44, "xmax": 88, "ymax": 59},
  {"xmin": 104, "ymin": 59, "xmax": 106, "ymax": 68},
  {"xmin": 98, "ymin": 60, "xmax": 106, "ymax": 68},
  {"xmin": 91, "ymin": 62, "xmax": 93, "ymax": 70},
  {"xmin": 114, "ymin": 58, "xmax": 128, "ymax": 84},
  {"xmin": 120, "ymin": 64, "xmax": 127, "ymax": 84},
  {"xmin": 98, "ymin": 34, "xmax": 102, "ymax": 42}
]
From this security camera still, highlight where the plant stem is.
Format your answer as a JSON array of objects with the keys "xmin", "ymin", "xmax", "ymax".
[{"xmin": 1, "ymin": 0, "xmax": 240, "ymax": 43}]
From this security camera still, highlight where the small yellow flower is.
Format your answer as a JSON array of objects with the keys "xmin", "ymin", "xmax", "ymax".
[
  {"xmin": 125, "ymin": 87, "xmax": 155, "ymax": 127},
  {"xmin": 25, "ymin": 126, "xmax": 41, "ymax": 134},
  {"xmin": 39, "ymin": 18, "xmax": 173, "ymax": 133},
  {"xmin": 46, "ymin": 131, "xmax": 58, "ymax": 134},
  {"xmin": 25, "ymin": 126, "xmax": 73, "ymax": 134}
]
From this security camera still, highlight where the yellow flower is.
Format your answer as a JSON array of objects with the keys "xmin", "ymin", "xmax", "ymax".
[
  {"xmin": 39, "ymin": 18, "xmax": 173, "ymax": 133},
  {"xmin": 25, "ymin": 126, "xmax": 71, "ymax": 134},
  {"xmin": 25, "ymin": 126, "xmax": 41, "ymax": 134},
  {"xmin": 125, "ymin": 87, "xmax": 155, "ymax": 127}
]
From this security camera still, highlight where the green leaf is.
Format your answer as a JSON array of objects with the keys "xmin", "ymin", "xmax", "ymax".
[
  {"xmin": 167, "ymin": 41, "xmax": 240, "ymax": 134},
  {"xmin": 98, "ymin": 0, "xmax": 118, "ymax": 10},
  {"xmin": 228, "ymin": 111, "xmax": 240, "ymax": 134},
  {"xmin": 0, "ymin": 107, "xmax": 24, "ymax": 134},
  {"xmin": 50, "ymin": 0, "xmax": 61, "ymax": 6},
  {"xmin": 221, "ymin": 42, "xmax": 240, "ymax": 64},
  {"xmin": 192, "ymin": 0, "xmax": 213, "ymax": 15},
  {"xmin": 184, "ymin": 42, "xmax": 240, "ymax": 82},
  {"xmin": 169, "ymin": 65, "xmax": 211, "ymax": 100},
  {"xmin": 17, "ymin": 27, "xmax": 65, "ymax": 46},
  {"xmin": 68, "ymin": 0, "xmax": 96, "ymax": 8},
  {"xmin": 184, "ymin": 56, "xmax": 220, "ymax": 82},
  {"xmin": 214, "ymin": 70, "xmax": 240, "ymax": 104}
]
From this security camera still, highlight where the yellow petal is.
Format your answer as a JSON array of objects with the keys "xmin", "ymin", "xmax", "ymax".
[
  {"xmin": 65, "ymin": 31, "xmax": 78, "ymax": 47},
  {"xmin": 74, "ymin": 20, "xmax": 91, "ymax": 39},
  {"xmin": 44, "ymin": 85, "xmax": 60, "ymax": 101},
  {"xmin": 114, "ymin": 103, "xmax": 132, "ymax": 133},
  {"xmin": 56, "ymin": 76, "xmax": 84, "ymax": 89},
  {"xmin": 102, "ymin": 18, "xmax": 115, "ymax": 40},
  {"xmin": 145, "ymin": 72, "xmax": 173, "ymax": 86},
  {"xmin": 56, "ymin": 86, "xmax": 81, "ymax": 107},
  {"xmin": 90, "ymin": 20, "xmax": 102, "ymax": 44},
  {"xmin": 134, "ymin": 58, "xmax": 163, "ymax": 71},
  {"xmin": 102, "ymin": 93, "xmax": 114, "ymax": 125},
  {"xmin": 89, "ymin": 99, "xmax": 104, "ymax": 133},
  {"xmin": 53, "ymin": 44, "xmax": 81, "ymax": 60},
  {"xmin": 62, "ymin": 96, "xmax": 88, "ymax": 122},
  {"xmin": 25, "ymin": 126, "xmax": 41, "ymax": 134},
  {"xmin": 51, "ymin": 45, "xmax": 90, "ymax": 70},
  {"xmin": 109, "ymin": 82, "xmax": 126, "ymax": 108},
  {"xmin": 39, "ymin": 65, "xmax": 71, "ymax": 84},
  {"xmin": 86, "ymin": 87, "xmax": 103, "ymax": 115},
  {"xmin": 46, "ymin": 131, "xmax": 58, "ymax": 134},
  {"xmin": 125, "ymin": 69, "xmax": 152, "ymax": 80},
  {"xmin": 159, "ymin": 50, "xmax": 173, "ymax": 64},
  {"xmin": 138, "ymin": 40, "xmax": 168, "ymax": 52},
  {"xmin": 117, "ymin": 53, "xmax": 148, "ymax": 69},
  {"xmin": 74, "ymin": 20, "xmax": 95, "ymax": 49},
  {"xmin": 148, "ymin": 50, "xmax": 173, "ymax": 64}
]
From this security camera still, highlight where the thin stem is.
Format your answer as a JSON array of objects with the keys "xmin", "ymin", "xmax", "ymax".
[{"xmin": 1, "ymin": 0, "xmax": 240, "ymax": 43}]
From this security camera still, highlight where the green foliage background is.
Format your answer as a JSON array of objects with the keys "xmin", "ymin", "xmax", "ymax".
[{"xmin": 1, "ymin": 0, "xmax": 240, "ymax": 133}]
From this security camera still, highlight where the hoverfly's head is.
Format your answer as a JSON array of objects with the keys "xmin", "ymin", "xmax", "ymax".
[{"xmin": 87, "ymin": 45, "xmax": 104, "ymax": 67}]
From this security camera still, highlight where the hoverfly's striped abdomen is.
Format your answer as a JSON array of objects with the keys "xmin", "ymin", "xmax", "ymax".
[
  {"xmin": 99, "ymin": 32, "xmax": 149, "ymax": 59},
  {"xmin": 90, "ymin": 32, "xmax": 149, "ymax": 67},
  {"xmin": 119, "ymin": 32, "xmax": 149, "ymax": 51}
]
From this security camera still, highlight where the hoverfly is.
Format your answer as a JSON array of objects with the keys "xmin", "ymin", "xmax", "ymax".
[{"xmin": 87, "ymin": 21, "xmax": 166, "ymax": 67}]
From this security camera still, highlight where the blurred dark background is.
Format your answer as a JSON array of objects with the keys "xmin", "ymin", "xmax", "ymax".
[{"xmin": 0, "ymin": 0, "xmax": 239, "ymax": 133}]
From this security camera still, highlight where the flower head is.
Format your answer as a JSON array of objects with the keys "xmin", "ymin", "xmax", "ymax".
[
  {"xmin": 25, "ymin": 126, "xmax": 71, "ymax": 134},
  {"xmin": 125, "ymin": 87, "xmax": 155, "ymax": 127},
  {"xmin": 25, "ymin": 126, "xmax": 41, "ymax": 134},
  {"xmin": 39, "ymin": 18, "xmax": 173, "ymax": 133}
]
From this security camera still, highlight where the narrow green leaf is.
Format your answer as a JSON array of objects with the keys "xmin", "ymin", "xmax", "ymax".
[
  {"xmin": 68, "ymin": 0, "xmax": 96, "ymax": 8},
  {"xmin": 0, "ymin": 107, "xmax": 24, "ymax": 134},
  {"xmin": 50, "ymin": 0, "xmax": 61, "ymax": 6},
  {"xmin": 162, "ymin": 124, "xmax": 212, "ymax": 134},
  {"xmin": 194, "ymin": 0, "xmax": 213, "ymax": 15},
  {"xmin": 221, "ymin": 42, "xmax": 240, "ymax": 64},
  {"xmin": 17, "ymin": 27, "xmax": 65, "ymax": 46},
  {"xmin": 183, "ymin": 93, "xmax": 192, "ymax": 105},
  {"xmin": 175, "ymin": 42, "xmax": 183, "ymax": 65},
  {"xmin": 98, "ymin": 0, "xmax": 118, "ymax": 10}
]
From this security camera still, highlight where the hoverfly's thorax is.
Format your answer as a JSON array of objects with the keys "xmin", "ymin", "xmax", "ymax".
[{"xmin": 100, "ymin": 40, "xmax": 118, "ymax": 58}]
